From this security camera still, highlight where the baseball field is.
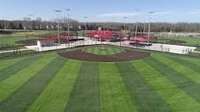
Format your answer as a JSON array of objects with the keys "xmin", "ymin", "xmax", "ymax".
[{"xmin": 0, "ymin": 45, "xmax": 200, "ymax": 112}]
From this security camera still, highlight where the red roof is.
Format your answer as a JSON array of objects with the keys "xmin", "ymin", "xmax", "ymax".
[{"xmin": 88, "ymin": 31, "xmax": 113, "ymax": 40}]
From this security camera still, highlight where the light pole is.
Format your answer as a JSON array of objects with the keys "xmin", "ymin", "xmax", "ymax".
[
  {"xmin": 83, "ymin": 16, "xmax": 89, "ymax": 45},
  {"xmin": 65, "ymin": 9, "xmax": 71, "ymax": 35},
  {"xmin": 65, "ymin": 8, "xmax": 71, "ymax": 46},
  {"xmin": 135, "ymin": 20, "xmax": 138, "ymax": 40},
  {"xmin": 168, "ymin": 23, "xmax": 174, "ymax": 38},
  {"xmin": 122, "ymin": 16, "xmax": 128, "ymax": 47},
  {"xmin": 135, "ymin": 22, "xmax": 138, "ymax": 38},
  {"xmin": 84, "ymin": 16, "xmax": 88, "ymax": 37},
  {"xmin": 148, "ymin": 11, "xmax": 155, "ymax": 43},
  {"xmin": 143, "ymin": 18, "xmax": 146, "ymax": 35},
  {"xmin": 123, "ymin": 16, "xmax": 128, "ymax": 32},
  {"xmin": 28, "ymin": 14, "xmax": 34, "ymax": 31},
  {"xmin": 2, "ymin": 17, "xmax": 6, "ymax": 30},
  {"xmin": 23, "ymin": 17, "xmax": 31, "ymax": 31},
  {"xmin": 54, "ymin": 9, "xmax": 62, "ymax": 44},
  {"xmin": 134, "ymin": 9, "xmax": 140, "ymax": 39}
]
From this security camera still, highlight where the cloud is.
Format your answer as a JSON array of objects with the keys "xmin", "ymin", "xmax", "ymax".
[
  {"xmin": 97, "ymin": 11, "xmax": 171, "ymax": 18},
  {"xmin": 144, "ymin": 11, "xmax": 171, "ymax": 16},
  {"xmin": 188, "ymin": 10, "xmax": 200, "ymax": 15},
  {"xmin": 154, "ymin": 11, "xmax": 171, "ymax": 15},
  {"xmin": 97, "ymin": 12, "xmax": 140, "ymax": 18}
]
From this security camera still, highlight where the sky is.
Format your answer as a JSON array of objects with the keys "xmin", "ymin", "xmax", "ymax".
[{"xmin": 1, "ymin": 0, "xmax": 200, "ymax": 23}]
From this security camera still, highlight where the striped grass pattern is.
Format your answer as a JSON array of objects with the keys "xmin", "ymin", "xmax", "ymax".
[{"xmin": 0, "ymin": 48, "xmax": 199, "ymax": 112}]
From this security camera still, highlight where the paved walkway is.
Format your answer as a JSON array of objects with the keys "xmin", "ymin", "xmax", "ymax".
[{"xmin": 0, "ymin": 49, "xmax": 29, "ymax": 54}]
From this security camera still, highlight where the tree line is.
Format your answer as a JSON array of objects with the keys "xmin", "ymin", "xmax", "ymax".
[
  {"xmin": 1, "ymin": 19, "xmax": 200, "ymax": 32},
  {"xmin": 83, "ymin": 22, "xmax": 200, "ymax": 33},
  {"xmin": 0, "ymin": 19, "xmax": 79, "ymax": 31}
]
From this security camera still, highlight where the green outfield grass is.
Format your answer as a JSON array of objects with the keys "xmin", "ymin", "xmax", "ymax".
[
  {"xmin": 154, "ymin": 35, "xmax": 200, "ymax": 46},
  {"xmin": 0, "ymin": 31, "xmax": 57, "ymax": 50},
  {"xmin": 0, "ymin": 45, "xmax": 200, "ymax": 112}
]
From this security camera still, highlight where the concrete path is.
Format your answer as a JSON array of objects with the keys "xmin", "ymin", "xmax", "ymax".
[{"xmin": 0, "ymin": 49, "xmax": 29, "ymax": 54}]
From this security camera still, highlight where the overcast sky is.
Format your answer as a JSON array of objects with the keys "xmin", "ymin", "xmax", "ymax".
[{"xmin": 1, "ymin": 0, "xmax": 200, "ymax": 22}]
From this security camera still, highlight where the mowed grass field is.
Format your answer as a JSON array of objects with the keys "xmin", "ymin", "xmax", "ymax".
[
  {"xmin": 0, "ymin": 31, "xmax": 57, "ymax": 49},
  {"xmin": 0, "ymin": 45, "xmax": 200, "ymax": 112},
  {"xmin": 155, "ymin": 35, "xmax": 200, "ymax": 47}
]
